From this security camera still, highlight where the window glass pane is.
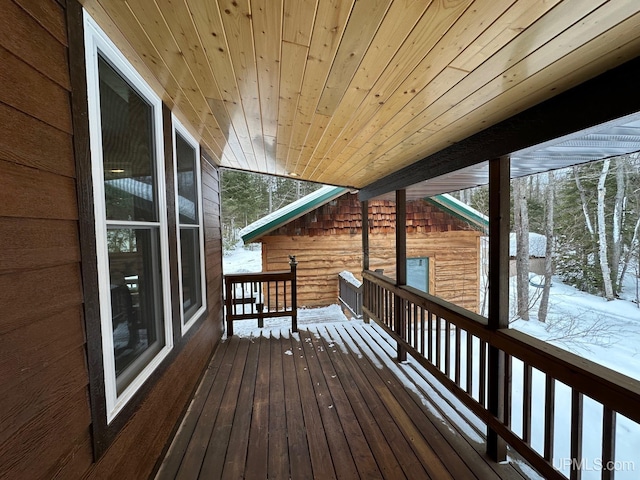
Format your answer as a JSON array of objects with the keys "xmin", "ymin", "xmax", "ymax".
[
  {"xmin": 176, "ymin": 133, "xmax": 198, "ymax": 224},
  {"xmin": 99, "ymin": 55, "xmax": 158, "ymax": 222},
  {"xmin": 407, "ymin": 257, "xmax": 429, "ymax": 293},
  {"xmin": 180, "ymin": 227, "xmax": 203, "ymax": 320},
  {"xmin": 108, "ymin": 227, "xmax": 164, "ymax": 394}
]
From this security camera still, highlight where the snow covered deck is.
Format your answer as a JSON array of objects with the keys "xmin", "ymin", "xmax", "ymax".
[{"xmin": 156, "ymin": 321, "xmax": 533, "ymax": 479}]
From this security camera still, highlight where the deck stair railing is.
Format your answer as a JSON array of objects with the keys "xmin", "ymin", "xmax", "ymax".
[
  {"xmin": 338, "ymin": 271, "xmax": 363, "ymax": 318},
  {"xmin": 224, "ymin": 256, "xmax": 298, "ymax": 336},
  {"xmin": 362, "ymin": 269, "xmax": 640, "ymax": 480}
]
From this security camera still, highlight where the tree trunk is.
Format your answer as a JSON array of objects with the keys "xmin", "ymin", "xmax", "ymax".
[
  {"xmin": 514, "ymin": 177, "xmax": 530, "ymax": 320},
  {"xmin": 612, "ymin": 158, "xmax": 626, "ymax": 291},
  {"xmin": 574, "ymin": 166, "xmax": 595, "ymax": 236},
  {"xmin": 597, "ymin": 159, "xmax": 615, "ymax": 300},
  {"xmin": 539, "ymin": 172, "xmax": 555, "ymax": 322}
]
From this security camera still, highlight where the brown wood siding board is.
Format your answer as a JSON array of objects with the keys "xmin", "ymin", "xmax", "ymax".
[
  {"xmin": 0, "ymin": 46, "xmax": 72, "ymax": 133},
  {"xmin": 0, "ymin": 0, "xmax": 70, "ymax": 88},
  {"xmin": 0, "ymin": 218, "xmax": 80, "ymax": 274},
  {"xmin": 0, "ymin": 159, "xmax": 78, "ymax": 220},
  {"xmin": 0, "ymin": 102, "xmax": 75, "ymax": 177},
  {"xmin": 13, "ymin": 0, "xmax": 68, "ymax": 45},
  {"xmin": 0, "ymin": 345, "xmax": 88, "ymax": 447},
  {"xmin": 0, "ymin": 387, "xmax": 91, "ymax": 480},
  {"xmin": 0, "ymin": 263, "xmax": 83, "ymax": 336}
]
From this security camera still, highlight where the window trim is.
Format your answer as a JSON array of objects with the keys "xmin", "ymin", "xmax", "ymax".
[
  {"xmin": 84, "ymin": 12, "xmax": 174, "ymax": 424},
  {"xmin": 172, "ymin": 116, "xmax": 207, "ymax": 334}
]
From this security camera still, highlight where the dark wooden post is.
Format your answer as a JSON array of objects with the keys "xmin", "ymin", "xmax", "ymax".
[
  {"xmin": 289, "ymin": 255, "xmax": 298, "ymax": 332},
  {"xmin": 362, "ymin": 199, "xmax": 370, "ymax": 323},
  {"xmin": 395, "ymin": 189, "xmax": 407, "ymax": 362},
  {"xmin": 225, "ymin": 276, "xmax": 233, "ymax": 337},
  {"xmin": 487, "ymin": 155, "xmax": 510, "ymax": 461}
]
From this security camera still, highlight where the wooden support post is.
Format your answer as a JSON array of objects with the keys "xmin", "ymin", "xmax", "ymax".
[
  {"xmin": 487, "ymin": 155, "xmax": 510, "ymax": 462},
  {"xmin": 362, "ymin": 199, "xmax": 370, "ymax": 323},
  {"xmin": 225, "ymin": 277, "xmax": 233, "ymax": 337},
  {"xmin": 395, "ymin": 189, "xmax": 407, "ymax": 362},
  {"xmin": 289, "ymin": 255, "xmax": 298, "ymax": 332}
]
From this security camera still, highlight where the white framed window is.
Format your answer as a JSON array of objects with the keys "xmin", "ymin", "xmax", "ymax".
[
  {"xmin": 172, "ymin": 117, "xmax": 207, "ymax": 334},
  {"xmin": 84, "ymin": 12, "xmax": 173, "ymax": 423}
]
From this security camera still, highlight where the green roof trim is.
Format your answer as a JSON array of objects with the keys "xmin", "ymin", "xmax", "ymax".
[
  {"xmin": 240, "ymin": 187, "xmax": 488, "ymax": 244},
  {"xmin": 240, "ymin": 186, "xmax": 348, "ymax": 243},
  {"xmin": 426, "ymin": 194, "xmax": 488, "ymax": 233}
]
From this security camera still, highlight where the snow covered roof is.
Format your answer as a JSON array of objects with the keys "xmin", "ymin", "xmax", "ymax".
[
  {"xmin": 241, "ymin": 185, "xmax": 488, "ymax": 244},
  {"xmin": 240, "ymin": 186, "xmax": 348, "ymax": 243},
  {"xmin": 424, "ymin": 194, "xmax": 488, "ymax": 233},
  {"xmin": 509, "ymin": 232, "xmax": 547, "ymax": 257}
]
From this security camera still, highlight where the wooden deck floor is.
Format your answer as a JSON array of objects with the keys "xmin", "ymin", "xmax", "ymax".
[{"xmin": 156, "ymin": 322, "xmax": 532, "ymax": 480}]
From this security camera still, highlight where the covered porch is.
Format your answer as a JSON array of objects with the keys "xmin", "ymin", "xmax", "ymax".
[{"xmin": 156, "ymin": 321, "xmax": 530, "ymax": 479}]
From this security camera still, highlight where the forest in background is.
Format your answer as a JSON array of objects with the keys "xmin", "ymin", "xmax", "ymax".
[
  {"xmin": 220, "ymin": 169, "xmax": 323, "ymax": 249},
  {"xmin": 457, "ymin": 153, "xmax": 640, "ymax": 320},
  {"xmin": 222, "ymin": 153, "xmax": 640, "ymax": 317}
]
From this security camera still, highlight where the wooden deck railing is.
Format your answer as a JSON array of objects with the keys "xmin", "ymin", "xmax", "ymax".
[
  {"xmin": 338, "ymin": 271, "xmax": 363, "ymax": 318},
  {"xmin": 363, "ymin": 269, "xmax": 640, "ymax": 480},
  {"xmin": 224, "ymin": 256, "xmax": 298, "ymax": 336}
]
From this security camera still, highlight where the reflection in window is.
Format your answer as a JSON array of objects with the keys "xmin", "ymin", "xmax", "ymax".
[
  {"xmin": 97, "ymin": 53, "xmax": 169, "ymax": 398},
  {"xmin": 108, "ymin": 228, "xmax": 164, "ymax": 394},
  {"xmin": 99, "ymin": 55, "xmax": 157, "ymax": 223},
  {"xmin": 174, "ymin": 128, "xmax": 205, "ymax": 329}
]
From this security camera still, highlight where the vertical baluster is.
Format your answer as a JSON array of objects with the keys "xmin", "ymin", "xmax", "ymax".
[
  {"xmin": 284, "ymin": 280, "xmax": 288, "ymax": 310},
  {"xmin": 504, "ymin": 354, "xmax": 512, "ymax": 430},
  {"xmin": 267, "ymin": 282, "xmax": 271, "ymax": 311},
  {"xmin": 413, "ymin": 303, "xmax": 418, "ymax": 352},
  {"xmin": 420, "ymin": 308, "xmax": 425, "ymax": 356},
  {"xmin": 479, "ymin": 340, "xmax": 487, "ymax": 407},
  {"xmin": 523, "ymin": 363, "xmax": 532, "ymax": 443},
  {"xmin": 544, "ymin": 375, "xmax": 555, "ymax": 462},
  {"xmin": 454, "ymin": 325, "xmax": 461, "ymax": 386},
  {"xmin": 435, "ymin": 316, "xmax": 442, "ymax": 370},
  {"xmin": 275, "ymin": 281, "xmax": 279, "ymax": 311},
  {"xmin": 466, "ymin": 333, "xmax": 473, "ymax": 394},
  {"xmin": 427, "ymin": 312, "xmax": 433, "ymax": 363},
  {"xmin": 601, "ymin": 407, "xmax": 616, "ymax": 480},
  {"xmin": 444, "ymin": 320, "xmax": 451, "ymax": 377},
  {"xmin": 570, "ymin": 390, "xmax": 584, "ymax": 480}
]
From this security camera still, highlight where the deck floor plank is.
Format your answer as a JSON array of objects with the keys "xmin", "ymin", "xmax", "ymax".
[
  {"xmin": 221, "ymin": 333, "xmax": 261, "ymax": 479},
  {"xmin": 299, "ymin": 329, "xmax": 361, "ymax": 479},
  {"xmin": 304, "ymin": 329, "xmax": 384, "ymax": 479},
  {"xmin": 157, "ymin": 323, "xmax": 534, "ymax": 480},
  {"xmin": 290, "ymin": 332, "xmax": 338, "ymax": 479},
  {"xmin": 265, "ymin": 333, "xmax": 289, "ymax": 480},
  {"xmin": 281, "ymin": 334, "xmax": 314, "ymax": 479},
  {"xmin": 245, "ymin": 334, "xmax": 271, "ymax": 480}
]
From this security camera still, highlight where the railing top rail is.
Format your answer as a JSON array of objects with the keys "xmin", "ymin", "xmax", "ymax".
[
  {"xmin": 224, "ymin": 270, "xmax": 292, "ymax": 282},
  {"xmin": 363, "ymin": 269, "xmax": 640, "ymax": 425}
]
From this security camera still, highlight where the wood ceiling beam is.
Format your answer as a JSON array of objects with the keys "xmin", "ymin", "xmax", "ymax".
[{"xmin": 359, "ymin": 55, "xmax": 640, "ymax": 201}]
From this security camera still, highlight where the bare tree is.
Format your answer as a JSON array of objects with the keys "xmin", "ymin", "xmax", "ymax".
[
  {"xmin": 539, "ymin": 171, "xmax": 555, "ymax": 322},
  {"xmin": 514, "ymin": 177, "xmax": 530, "ymax": 319},
  {"xmin": 574, "ymin": 166, "xmax": 595, "ymax": 237},
  {"xmin": 612, "ymin": 158, "xmax": 626, "ymax": 288},
  {"xmin": 597, "ymin": 159, "xmax": 615, "ymax": 300}
]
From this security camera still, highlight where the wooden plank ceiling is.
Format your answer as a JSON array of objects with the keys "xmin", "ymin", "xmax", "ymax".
[{"xmin": 82, "ymin": 0, "xmax": 640, "ymax": 191}]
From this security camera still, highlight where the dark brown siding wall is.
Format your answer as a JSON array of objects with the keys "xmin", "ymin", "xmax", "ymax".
[
  {"xmin": 0, "ymin": 1, "xmax": 93, "ymax": 478},
  {"xmin": 0, "ymin": 1, "xmax": 224, "ymax": 478}
]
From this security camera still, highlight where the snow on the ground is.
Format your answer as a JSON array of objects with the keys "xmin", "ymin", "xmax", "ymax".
[{"xmin": 223, "ymin": 242, "xmax": 262, "ymax": 274}]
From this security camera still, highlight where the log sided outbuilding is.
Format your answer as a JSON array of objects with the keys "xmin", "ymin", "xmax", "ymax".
[
  {"xmin": 2, "ymin": 1, "xmax": 640, "ymax": 479},
  {"xmin": 240, "ymin": 188, "xmax": 488, "ymax": 312}
]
